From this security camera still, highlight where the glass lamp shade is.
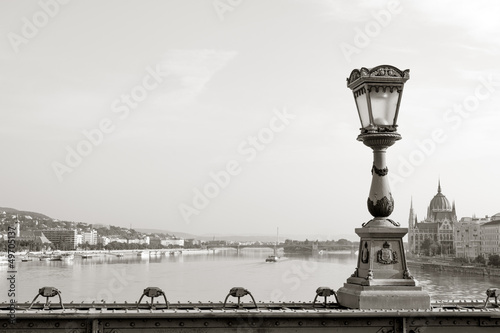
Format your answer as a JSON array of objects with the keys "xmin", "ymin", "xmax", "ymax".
[
  {"xmin": 347, "ymin": 65, "xmax": 409, "ymax": 132},
  {"xmin": 369, "ymin": 87, "xmax": 400, "ymax": 127},
  {"xmin": 354, "ymin": 88, "xmax": 371, "ymax": 129}
]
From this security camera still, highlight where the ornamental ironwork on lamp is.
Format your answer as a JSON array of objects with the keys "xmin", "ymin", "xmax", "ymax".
[
  {"xmin": 347, "ymin": 65, "xmax": 409, "ymax": 227},
  {"xmin": 347, "ymin": 65, "xmax": 409, "ymax": 134}
]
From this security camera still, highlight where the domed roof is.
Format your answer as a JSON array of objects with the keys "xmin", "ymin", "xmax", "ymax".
[{"xmin": 429, "ymin": 181, "xmax": 452, "ymax": 212}]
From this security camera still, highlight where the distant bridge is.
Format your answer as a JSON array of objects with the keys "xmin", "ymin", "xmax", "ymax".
[
  {"xmin": 283, "ymin": 243, "xmax": 357, "ymax": 254},
  {"xmin": 205, "ymin": 243, "xmax": 357, "ymax": 254},
  {"xmin": 205, "ymin": 244, "xmax": 279, "ymax": 254}
]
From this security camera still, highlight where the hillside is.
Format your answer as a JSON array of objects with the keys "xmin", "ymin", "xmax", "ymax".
[
  {"xmin": 0, "ymin": 207, "xmax": 51, "ymax": 220},
  {"xmin": 0, "ymin": 207, "xmax": 131, "ymax": 237}
]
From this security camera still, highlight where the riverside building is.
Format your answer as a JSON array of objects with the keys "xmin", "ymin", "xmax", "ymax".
[
  {"xmin": 454, "ymin": 215, "xmax": 490, "ymax": 259},
  {"xmin": 408, "ymin": 181, "xmax": 457, "ymax": 255},
  {"xmin": 480, "ymin": 214, "xmax": 500, "ymax": 256},
  {"xmin": 39, "ymin": 228, "xmax": 78, "ymax": 250},
  {"xmin": 408, "ymin": 181, "xmax": 500, "ymax": 258}
]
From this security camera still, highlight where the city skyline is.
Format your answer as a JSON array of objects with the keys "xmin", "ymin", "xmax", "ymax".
[{"xmin": 1, "ymin": 1, "xmax": 499, "ymax": 239}]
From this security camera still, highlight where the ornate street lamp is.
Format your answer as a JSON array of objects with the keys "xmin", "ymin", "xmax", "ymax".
[
  {"xmin": 349, "ymin": 65, "xmax": 407, "ymax": 226},
  {"xmin": 336, "ymin": 65, "xmax": 430, "ymax": 310}
]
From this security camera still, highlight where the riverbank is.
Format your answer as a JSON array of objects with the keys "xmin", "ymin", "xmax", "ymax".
[
  {"xmin": 12, "ymin": 248, "xmax": 214, "ymax": 261},
  {"xmin": 408, "ymin": 258, "xmax": 500, "ymax": 277}
]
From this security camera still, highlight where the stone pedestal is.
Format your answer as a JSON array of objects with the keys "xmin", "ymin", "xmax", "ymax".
[{"xmin": 337, "ymin": 225, "xmax": 430, "ymax": 309}]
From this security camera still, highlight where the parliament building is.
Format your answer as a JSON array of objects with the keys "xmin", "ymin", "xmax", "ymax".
[
  {"xmin": 408, "ymin": 181, "xmax": 500, "ymax": 258},
  {"xmin": 408, "ymin": 181, "xmax": 457, "ymax": 255}
]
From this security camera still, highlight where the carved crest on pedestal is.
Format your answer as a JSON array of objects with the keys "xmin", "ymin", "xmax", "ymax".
[{"xmin": 377, "ymin": 241, "xmax": 398, "ymax": 264}]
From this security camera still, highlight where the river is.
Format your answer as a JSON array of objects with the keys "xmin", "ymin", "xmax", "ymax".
[{"xmin": 2, "ymin": 249, "xmax": 500, "ymax": 304}]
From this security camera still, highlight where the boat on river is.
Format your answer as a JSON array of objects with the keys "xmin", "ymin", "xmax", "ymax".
[
  {"xmin": 39, "ymin": 254, "xmax": 58, "ymax": 261},
  {"xmin": 265, "ymin": 254, "xmax": 279, "ymax": 262},
  {"xmin": 265, "ymin": 227, "xmax": 280, "ymax": 262},
  {"xmin": 61, "ymin": 253, "xmax": 74, "ymax": 261}
]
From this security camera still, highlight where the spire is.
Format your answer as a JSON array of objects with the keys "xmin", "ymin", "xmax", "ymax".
[
  {"xmin": 408, "ymin": 198, "xmax": 415, "ymax": 228},
  {"xmin": 438, "ymin": 179, "xmax": 442, "ymax": 193}
]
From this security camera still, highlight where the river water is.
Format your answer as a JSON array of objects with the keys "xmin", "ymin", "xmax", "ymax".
[{"xmin": 2, "ymin": 249, "xmax": 500, "ymax": 304}]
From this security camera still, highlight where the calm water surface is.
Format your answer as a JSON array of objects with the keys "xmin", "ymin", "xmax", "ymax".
[{"xmin": 2, "ymin": 249, "xmax": 500, "ymax": 304}]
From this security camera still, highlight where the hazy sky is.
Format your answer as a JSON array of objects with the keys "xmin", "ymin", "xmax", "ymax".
[{"xmin": 1, "ymin": 0, "xmax": 499, "ymax": 240}]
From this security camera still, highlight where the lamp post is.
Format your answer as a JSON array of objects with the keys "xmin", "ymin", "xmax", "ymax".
[{"xmin": 336, "ymin": 65, "xmax": 430, "ymax": 310}]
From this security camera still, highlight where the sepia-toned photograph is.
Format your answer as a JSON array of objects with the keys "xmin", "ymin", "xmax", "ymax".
[{"xmin": 1, "ymin": 0, "xmax": 500, "ymax": 331}]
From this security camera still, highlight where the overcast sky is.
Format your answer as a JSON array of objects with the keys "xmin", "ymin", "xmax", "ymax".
[{"xmin": 1, "ymin": 0, "xmax": 499, "ymax": 240}]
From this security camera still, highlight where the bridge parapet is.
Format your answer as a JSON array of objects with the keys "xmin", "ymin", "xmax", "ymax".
[{"xmin": 2, "ymin": 300, "xmax": 500, "ymax": 332}]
